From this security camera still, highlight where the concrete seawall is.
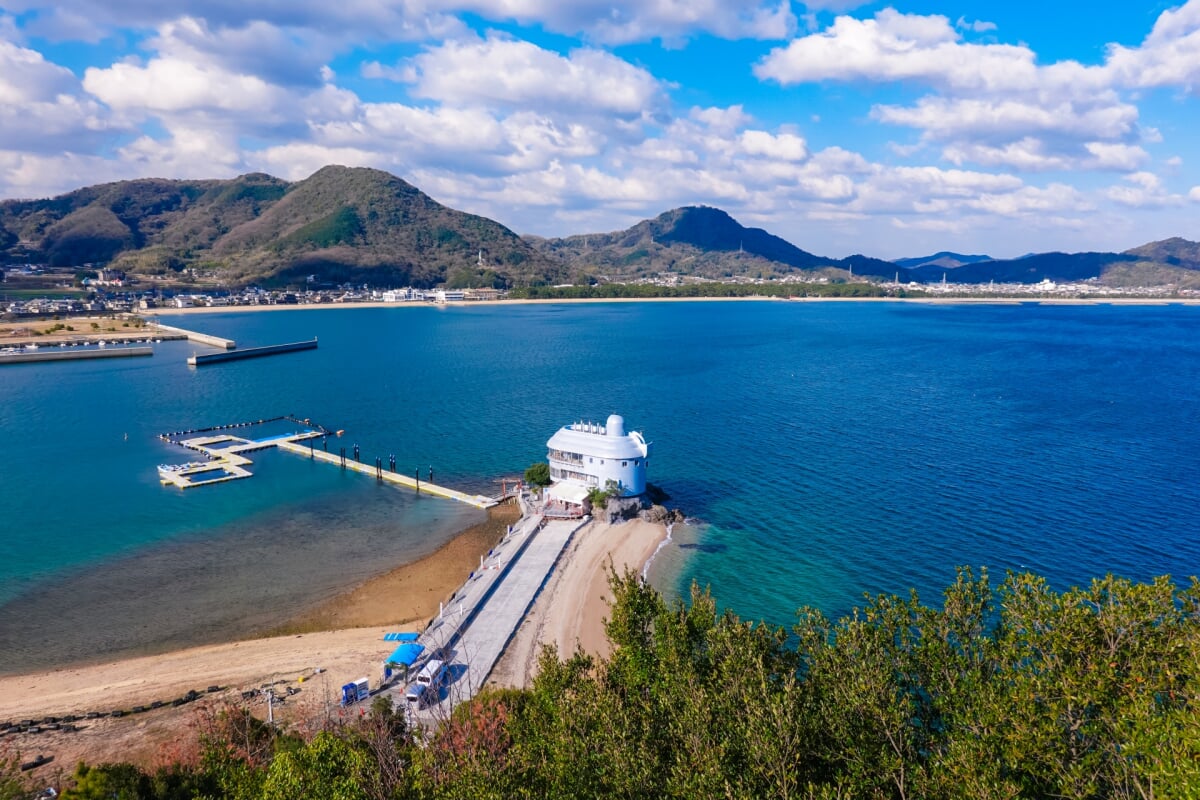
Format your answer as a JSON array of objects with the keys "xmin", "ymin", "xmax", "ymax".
[
  {"xmin": 0, "ymin": 346, "xmax": 153, "ymax": 365},
  {"xmin": 150, "ymin": 322, "xmax": 236, "ymax": 350},
  {"xmin": 186, "ymin": 338, "xmax": 317, "ymax": 366}
]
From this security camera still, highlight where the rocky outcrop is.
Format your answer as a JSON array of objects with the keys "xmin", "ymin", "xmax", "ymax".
[
  {"xmin": 598, "ymin": 495, "xmax": 650, "ymax": 525},
  {"xmin": 640, "ymin": 504, "xmax": 686, "ymax": 525}
]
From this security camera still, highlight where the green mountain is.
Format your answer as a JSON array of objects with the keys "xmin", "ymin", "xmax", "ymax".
[
  {"xmin": 527, "ymin": 206, "xmax": 895, "ymax": 281},
  {"xmin": 1123, "ymin": 237, "xmax": 1200, "ymax": 269},
  {"xmin": 4, "ymin": 168, "xmax": 1196, "ymax": 290},
  {"xmin": 0, "ymin": 166, "xmax": 562, "ymax": 288}
]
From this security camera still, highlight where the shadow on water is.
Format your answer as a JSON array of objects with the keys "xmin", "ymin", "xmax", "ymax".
[{"xmin": 677, "ymin": 542, "xmax": 728, "ymax": 554}]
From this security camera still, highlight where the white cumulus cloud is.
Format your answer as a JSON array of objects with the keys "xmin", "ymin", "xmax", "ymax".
[
  {"xmin": 1106, "ymin": 171, "xmax": 1186, "ymax": 208},
  {"xmin": 739, "ymin": 130, "xmax": 808, "ymax": 161},
  {"xmin": 448, "ymin": 0, "xmax": 796, "ymax": 43},
  {"xmin": 84, "ymin": 57, "xmax": 286, "ymax": 115},
  {"xmin": 405, "ymin": 35, "xmax": 667, "ymax": 120}
]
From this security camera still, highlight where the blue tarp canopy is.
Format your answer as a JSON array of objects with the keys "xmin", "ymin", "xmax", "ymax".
[
  {"xmin": 385, "ymin": 643, "xmax": 425, "ymax": 666},
  {"xmin": 383, "ymin": 632, "xmax": 419, "ymax": 642}
]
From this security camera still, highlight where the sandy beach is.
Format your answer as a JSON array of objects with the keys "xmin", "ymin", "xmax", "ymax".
[
  {"xmin": 0, "ymin": 507, "xmax": 667, "ymax": 769},
  {"xmin": 0, "ymin": 503, "xmax": 516, "ymax": 763},
  {"xmin": 488, "ymin": 518, "xmax": 668, "ymax": 689}
]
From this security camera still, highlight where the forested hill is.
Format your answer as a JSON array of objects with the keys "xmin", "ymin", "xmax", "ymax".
[{"xmin": 0, "ymin": 166, "xmax": 563, "ymax": 288}]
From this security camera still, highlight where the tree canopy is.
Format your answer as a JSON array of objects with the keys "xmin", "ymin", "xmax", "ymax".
[{"xmin": 13, "ymin": 567, "xmax": 1198, "ymax": 800}]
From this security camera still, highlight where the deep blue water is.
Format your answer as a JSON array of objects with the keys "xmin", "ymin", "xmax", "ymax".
[{"xmin": 2, "ymin": 301, "xmax": 1200, "ymax": 671}]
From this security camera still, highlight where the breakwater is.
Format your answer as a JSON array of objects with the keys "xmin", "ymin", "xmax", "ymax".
[
  {"xmin": 187, "ymin": 338, "xmax": 317, "ymax": 366},
  {"xmin": 150, "ymin": 321, "xmax": 236, "ymax": 350},
  {"xmin": 0, "ymin": 346, "xmax": 153, "ymax": 365}
]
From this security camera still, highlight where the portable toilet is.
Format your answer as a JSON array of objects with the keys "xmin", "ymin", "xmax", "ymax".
[{"xmin": 340, "ymin": 677, "xmax": 369, "ymax": 706}]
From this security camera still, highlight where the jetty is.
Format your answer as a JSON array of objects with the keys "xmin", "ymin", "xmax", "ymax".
[
  {"xmin": 0, "ymin": 346, "xmax": 153, "ymax": 365},
  {"xmin": 150, "ymin": 321, "xmax": 236, "ymax": 350},
  {"xmin": 275, "ymin": 439, "xmax": 496, "ymax": 509},
  {"xmin": 187, "ymin": 338, "xmax": 317, "ymax": 366}
]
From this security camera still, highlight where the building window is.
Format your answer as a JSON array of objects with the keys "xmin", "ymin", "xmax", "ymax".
[{"xmin": 622, "ymin": 461, "xmax": 627, "ymax": 467}]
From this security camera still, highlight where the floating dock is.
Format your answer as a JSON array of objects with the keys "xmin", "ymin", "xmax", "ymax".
[
  {"xmin": 275, "ymin": 439, "xmax": 497, "ymax": 509},
  {"xmin": 0, "ymin": 346, "xmax": 153, "ymax": 365},
  {"xmin": 157, "ymin": 430, "xmax": 323, "ymax": 489},
  {"xmin": 187, "ymin": 338, "xmax": 317, "ymax": 366},
  {"xmin": 155, "ymin": 417, "xmax": 493, "ymax": 508}
]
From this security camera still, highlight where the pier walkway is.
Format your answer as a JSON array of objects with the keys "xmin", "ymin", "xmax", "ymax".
[
  {"xmin": 276, "ymin": 440, "xmax": 497, "ymax": 509},
  {"xmin": 379, "ymin": 509, "xmax": 588, "ymax": 722}
]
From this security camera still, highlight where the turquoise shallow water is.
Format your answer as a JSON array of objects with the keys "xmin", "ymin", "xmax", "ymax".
[{"xmin": 2, "ymin": 301, "xmax": 1200, "ymax": 671}]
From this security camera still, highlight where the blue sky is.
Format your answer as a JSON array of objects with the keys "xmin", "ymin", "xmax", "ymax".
[{"xmin": 0, "ymin": 1, "xmax": 1197, "ymax": 259}]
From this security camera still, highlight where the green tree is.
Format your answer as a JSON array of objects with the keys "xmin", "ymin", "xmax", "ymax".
[
  {"xmin": 62, "ymin": 763, "xmax": 152, "ymax": 800},
  {"xmin": 523, "ymin": 462, "xmax": 551, "ymax": 487},
  {"xmin": 260, "ymin": 732, "xmax": 378, "ymax": 800},
  {"xmin": 0, "ymin": 750, "xmax": 28, "ymax": 800}
]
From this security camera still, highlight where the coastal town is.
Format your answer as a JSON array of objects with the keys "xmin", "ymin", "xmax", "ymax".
[{"xmin": 4, "ymin": 262, "xmax": 1200, "ymax": 327}]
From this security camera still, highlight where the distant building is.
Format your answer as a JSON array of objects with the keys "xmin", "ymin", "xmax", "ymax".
[
  {"xmin": 545, "ymin": 414, "xmax": 650, "ymax": 509},
  {"xmin": 433, "ymin": 289, "xmax": 466, "ymax": 303}
]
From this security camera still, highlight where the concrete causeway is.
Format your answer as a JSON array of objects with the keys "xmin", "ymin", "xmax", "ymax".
[{"xmin": 380, "ymin": 509, "xmax": 588, "ymax": 722}]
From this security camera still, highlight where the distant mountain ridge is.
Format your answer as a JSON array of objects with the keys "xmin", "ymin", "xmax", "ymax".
[
  {"xmin": 1, "ymin": 167, "xmax": 1197, "ymax": 289},
  {"xmin": 527, "ymin": 206, "xmax": 895, "ymax": 281},
  {"xmin": 893, "ymin": 252, "xmax": 993, "ymax": 269}
]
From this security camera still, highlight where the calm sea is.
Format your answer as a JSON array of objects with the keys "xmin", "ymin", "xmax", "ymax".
[{"xmin": 2, "ymin": 301, "xmax": 1199, "ymax": 672}]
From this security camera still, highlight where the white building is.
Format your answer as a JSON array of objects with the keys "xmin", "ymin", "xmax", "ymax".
[
  {"xmin": 545, "ymin": 414, "xmax": 650, "ymax": 508},
  {"xmin": 433, "ymin": 289, "xmax": 466, "ymax": 303}
]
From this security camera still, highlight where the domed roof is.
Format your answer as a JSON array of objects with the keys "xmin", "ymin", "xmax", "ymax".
[{"xmin": 606, "ymin": 414, "xmax": 625, "ymax": 437}]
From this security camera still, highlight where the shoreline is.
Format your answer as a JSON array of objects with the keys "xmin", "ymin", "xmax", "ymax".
[
  {"xmin": 0, "ymin": 505, "xmax": 671, "ymax": 768},
  {"xmin": 149, "ymin": 294, "xmax": 1200, "ymax": 317},
  {"xmin": 2, "ymin": 296, "xmax": 1194, "ymax": 346}
]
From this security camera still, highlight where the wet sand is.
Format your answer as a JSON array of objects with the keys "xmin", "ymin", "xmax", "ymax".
[
  {"xmin": 0, "ymin": 505, "xmax": 668, "ymax": 770},
  {"xmin": 0, "ymin": 506, "xmax": 517, "ymax": 723}
]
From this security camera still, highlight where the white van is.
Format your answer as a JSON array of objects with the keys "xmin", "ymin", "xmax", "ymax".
[
  {"xmin": 416, "ymin": 659, "xmax": 446, "ymax": 690},
  {"xmin": 404, "ymin": 682, "xmax": 426, "ymax": 708}
]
